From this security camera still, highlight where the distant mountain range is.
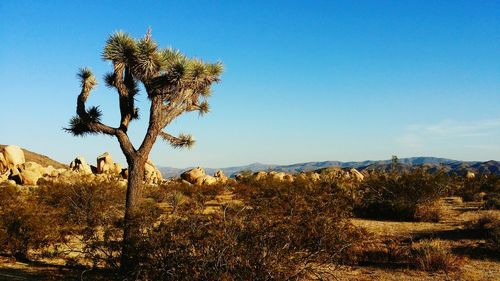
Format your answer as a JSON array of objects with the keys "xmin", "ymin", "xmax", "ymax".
[
  {"xmin": 2, "ymin": 145, "xmax": 496, "ymax": 178},
  {"xmin": 158, "ymin": 157, "xmax": 500, "ymax": 178}
]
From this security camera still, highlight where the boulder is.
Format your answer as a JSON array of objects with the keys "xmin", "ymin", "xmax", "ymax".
[
  {"xmin": 20, "ymin": 169, "xmax": 41, "ymax": 185},
  {"xmin": 69, "ymin": 156, "xmax": 93, "ymax": 174},
  {"xmin": 19, "ymin": 161, "xmax": 46, "ymax": 185},
  {"xmin": 465, "ymin": 171, "xmax": 475, "ymax": 180},
  {"xmin": 97, "ymin": 152, "xmax": 115, "ymax": 174},
  {"xmin": 296, "ymin": 172, "xmax": 307, "ymax": 181},
  {"xmin": 0, "ymin": 153, "xmax": 5, "ymax": 173},
  {"xmin": 350, "ymin": 168, "xmax": 364, "ymax": 181},
  {"xmin": 271, "ymin": 172, "xmax": 286, "ymax": 181},
  {"xmin": 0, "ymin": 145, "xmax": 25, "ymax": 173},
  {"xmin": 181, "ymin": 167, "xmax": 206, "ymax": 184},
  {"xmin": 112, "ymin": 163, "xmax": 122, "ymax": 175},
  {"xmin": 214, "ymin": 170, "xmax": 228, "ymax": 183},
  {"xmin": 311, "ymin": 173, "xmax": 321, "ymax": 182},
  {"xmin": 253, "ymin": 171, "xmax": 268, "ymax": 181},
  {"xmin": 43, "ymin": 165, "xmax": 56, "ymax": 177},
  {"xmin": 0, "ymin": 171, "xmax": 9, "ymax": 183},
  {"xmin": 195, "ymin": 175, "xmax": 218, "ymax": 185},
  {"xmin": 320, "ymin": 167, "xmax": 344, "ymax": 179},
  {"xmin": 283, "ymin": 174, "xmax": 295, "ymax": 182},
  {"xmin": 144, "ymin": 159, "xmax": 162, "ymax": 184}
]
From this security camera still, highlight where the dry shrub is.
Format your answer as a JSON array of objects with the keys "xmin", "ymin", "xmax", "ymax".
[
  {"xmin": 134, "ymin": 178, "xmax": 366, "ymax": 280},
  {"xmin": 466, "ymin": 214, "xmax": 500, "ymax": 250},
  {"xmin": 409, "ymin": 239, "xmax": 463, "ymax": 272},
  {"xmin": 35, "ymin": 179, "xmax": 127, "ymax": 268},
  {"xmin": 460, "ymin": 174, "xmax": 499, "ymax": 205},
  {"xmin": 354, "ymin": 169, "xmax": 449, "ymax": 221},
  {"xmin": 356, "ymin": 238, "xmax": 408, "ymax": 266},
  {"xmin": 0, "ymin": 186, "xmax": 62, "ymax": 261},
  {"xmin": 414, "ymin": 200, "xmax": 443, "ymax": 222},
  {"xmin": 485, "ymin": 193, "xmax": 500, "ymax": 210}
]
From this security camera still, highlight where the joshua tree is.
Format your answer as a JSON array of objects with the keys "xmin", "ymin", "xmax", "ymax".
[{"xmin": 66, "ymin": 30, "xmax": 222, "ymax": 272}]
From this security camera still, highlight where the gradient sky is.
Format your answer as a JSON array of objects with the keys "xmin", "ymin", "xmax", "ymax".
[{"xmin": 0, "ymin": 1, "xmax": 499, "ymax": 168}]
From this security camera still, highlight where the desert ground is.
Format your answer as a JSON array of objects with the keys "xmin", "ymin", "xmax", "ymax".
[{"xmin": 0, "ymin": 146, "xmax": 498, "ymax": 280}]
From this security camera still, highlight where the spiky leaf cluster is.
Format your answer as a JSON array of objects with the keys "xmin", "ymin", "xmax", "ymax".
[
  {"xmin": 65, "ymin": 116, "xmax": 96, "ymax": 136},
  {"xmin": 102, "ymin": 31, "xmax": 222, "ymax": 110},
  {"xmin": 77, "ymin": 68, "xmax": 97, "ymax": 93}
]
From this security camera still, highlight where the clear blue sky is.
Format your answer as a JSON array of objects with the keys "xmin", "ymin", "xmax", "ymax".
[{"xmin": 0, "ymin": 1, "xmax": 499, "ymax": 168}]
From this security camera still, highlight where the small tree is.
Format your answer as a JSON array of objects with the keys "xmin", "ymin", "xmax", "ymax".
[
  {"xmin": 391, "ymin": 155, "xmax": 399, "ymax": 172},
  {"xmin": 65, "ymin": 30, "xmax": 222, "ymax": 272}
]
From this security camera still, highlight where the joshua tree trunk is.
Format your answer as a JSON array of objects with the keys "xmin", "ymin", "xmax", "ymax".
[
  {"xmin": 121, "ymin": 156, "xmax": 145, "ymax": 272},
  {"xmin": 66, "ymin": 30, "xmax": 222, "ymax": 276}
]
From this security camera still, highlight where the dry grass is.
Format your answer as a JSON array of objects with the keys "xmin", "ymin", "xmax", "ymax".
[
  {"xmin": 409, "ymin": 239, "xmax": 463, "ymax": 272},
  {"xmin": 1, "ymin": 177, "xmax": 500, "ymax": 280}
]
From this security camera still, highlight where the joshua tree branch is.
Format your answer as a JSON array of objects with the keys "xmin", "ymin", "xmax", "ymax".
[
  {"xmin": 69, "ymin": 68, "xmax": 117, "ymax": 137},
  {"xmin": 159, "ymin": 131, "xmax": 195, "ymax": 149},
  {"xmin": 116, "ymin": 130, "xmax": 137, "ymax": 160},
  {"xmin": 109, "ymin": 65, "xmax": 138, "ymax": 131},
  {"xmin": 137, "ymin": 95, "xmax": 163, "ymax": 156}
]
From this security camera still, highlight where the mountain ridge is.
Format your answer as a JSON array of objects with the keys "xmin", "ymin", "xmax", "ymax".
[{"xmin": 158, "ymin": 157, "xmax": 499, "ymax": 178}]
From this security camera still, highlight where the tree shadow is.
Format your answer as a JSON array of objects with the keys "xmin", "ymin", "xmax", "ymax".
[{"xmin": 0, "ymin": 257, "xmax": 115, "ymax": 281}]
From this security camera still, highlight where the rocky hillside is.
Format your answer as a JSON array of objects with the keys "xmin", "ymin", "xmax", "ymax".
[{"xmin": 0, "ymin": 145, "xmax": 66, "ymax": 169}]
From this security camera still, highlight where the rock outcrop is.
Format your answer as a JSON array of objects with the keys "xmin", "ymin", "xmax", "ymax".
[
  {"xmin": 96, "ymin": 152, "xmax": 122, "ymax": 175},
  {"xmin": 349, "ymin": 168, "xmax": 364, "ymax": 181},
  {"xmin": 69, "ymin": 156, "xmax": 93, "ymax": 175},
  {"xmin": 0, "ymin": 145, "xmax": 25, "ymax": 173},
  {"xmin": 214, "ymin": 170, "xmax": 228, "ymax": 184},
  {"xmin": 253, "ymin": 171, "xmax": 268, "ymax": 181},
  {"xmin": 19, "ymin": 161, "xmax": 45, "ymax": 185},
  {"xmin": 181, "ymin": 167, "xmax": 206, "ymax": 184},
  {"xmin": 195, "ymin": 175, "xmax": 218, "ymax": 185},
  {"xmin": 144, "ymin": 159, "xmax": 163, "ymax": 184},
  {"xmin": 180, "ymin": 167, "xmax": 226, "ymax": 185}
]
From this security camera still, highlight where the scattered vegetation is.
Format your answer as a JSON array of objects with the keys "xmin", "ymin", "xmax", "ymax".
[
  {"xmin": 1, "ymin": 169, "xmax": 498, "ymax": 279},
  {"xmin": 465, "ymin": 213, "xmax": 500, "ymax": 250},
  {"xmin": 458, "ymin": 174, "xmax": 499, "ymax": 208}
]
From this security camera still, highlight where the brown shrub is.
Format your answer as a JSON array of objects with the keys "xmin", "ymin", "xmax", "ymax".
[
  {"xmin": 354, "ymin": 169, "xmax": 450, "ymax": 221},
  {"xmin": 134, "ymin": 178, "xmax": 366, "ymax": 280},
  {"xmin": 466, "ymin": 214, "xmax": 500, "ymax": 250},
  {"xmin": 409, "ymin": 239, "xmax": 463, "ymax": 272},
  {"xmin": 414, "ymin": 200, "xmax": 443, "ymax": 222},
  {"xmin": 0, "ymin": 185, "xmax": 63, "ymax": 261}
]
